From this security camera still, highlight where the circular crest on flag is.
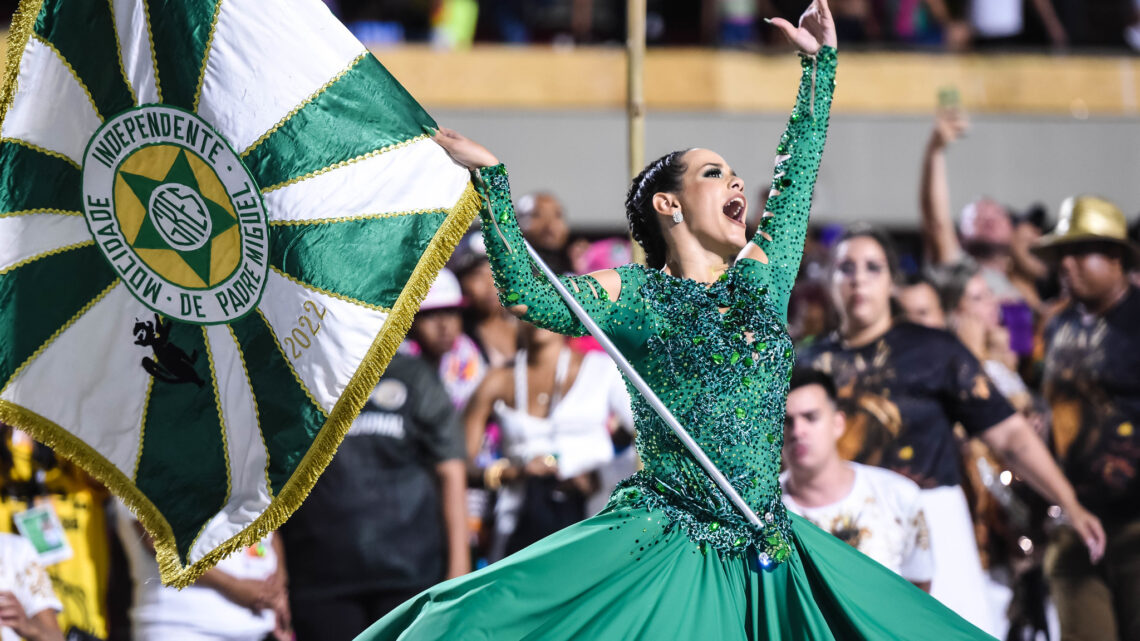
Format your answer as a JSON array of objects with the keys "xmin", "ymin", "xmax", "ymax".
[{"xmin": 80, "ymin": 105, "xmax": 269, "ymax": 324}]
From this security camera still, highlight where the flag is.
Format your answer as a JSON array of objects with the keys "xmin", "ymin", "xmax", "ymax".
[{"xmin": 0, "ymin": 0, "xmax": 478, "ymax": 586}]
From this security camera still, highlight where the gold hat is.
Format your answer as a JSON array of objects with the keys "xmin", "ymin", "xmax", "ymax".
[{"xmin": 1032, "ymin": 195, "xmax": 1138, "ymax": 262}]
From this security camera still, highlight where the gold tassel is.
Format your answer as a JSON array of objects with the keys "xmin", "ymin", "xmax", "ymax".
[{"xmin": 0, "ymin": 0, "xmax": 46, "ymax": 126}]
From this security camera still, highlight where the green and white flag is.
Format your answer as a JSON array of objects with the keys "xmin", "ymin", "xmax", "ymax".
[{"xmin": 0, "ymin": 0, "xmax": 478, "ymax": 586}]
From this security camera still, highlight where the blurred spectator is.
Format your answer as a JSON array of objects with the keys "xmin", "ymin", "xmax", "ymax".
[
  {"xmin": 0, "ymin": 427, "xmax": 110, "ymax": 640},
  {"xmin": 280, "ymin": 353, "xmax": 468, "ymax": 641},
  {"xmin": 330, "ymin": 0, "xmax": 1133, "ymax": 49},
  {"xmin": 516, "ymin": 192, "xmax": 572, "ymax": 274},
  {"xmin": 968, "ymin": 0, "xmax": 1067, "ymax": 48},
  {"xmin": 832, "ymin": 0, "xmax": 878, "ymax": 42},
  {"xmin": 0, "ymin": 532, "xmax": 63, "ymax": 641},
  {"xmin": 431, "ymin": 0, "xmax": 478, "ymax": 48},
  {"xmin": 405, "ymin": 269, "xmax": 487, "ymax": 409},
  {"xmin": 898, "ymin": 273, "xmax": 947, "ymax": 329},
  {"xmin": 1129, "ymin": 0, "xmax": 1140, "ymax": 50},
  {"xmin": 800, "ymin": 224, "xmax": 1087, "ymax": 636},
  {"xmin": 787, "ymin": 279, "xmax": 833, "ymax": 344},
  {"xmin": 1010, "ymin": 204, "xmax": 1051, "ymax": 307},
  {"xmin": 709, "ymin": 0, "xmax": 781, "ymax": 47},
  {"xmin": 567, "ymin": 237, "xmax": 632, "ymax": 354},
  {"xmin": 931, "ymin": 263, "xmax": 1024, "ymax": 396},
  {"xmin": 781, "ymin": 369, "xmax": 933, "ymax": 591},
  {"xmin": 1033, "ymin": 195, "xmax": 1140, "ymax": 641},
  {"xmin": 920, "ymin": 105, "xmax": 1041, "ymax": 361},
  {"xmin": 464, "ymin": 322, "xmax": 631, "ymax": 561},
  {"xmin": 112, "ymin": 502, "xmax": 287, "ymax": 641},
  {"xmin": 451, "ymin": 232, "xmax": 518, "ymax": 370}
]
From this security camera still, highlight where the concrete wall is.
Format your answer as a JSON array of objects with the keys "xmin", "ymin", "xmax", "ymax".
[{"xmin": 433, "ymin": 109, "xmax": 1140, "ymax": 233}]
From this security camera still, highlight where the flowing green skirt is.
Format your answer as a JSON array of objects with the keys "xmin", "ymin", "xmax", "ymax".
[{"xmin": 356, "ymin": 502, "xmax": 995, "ymax": 640}]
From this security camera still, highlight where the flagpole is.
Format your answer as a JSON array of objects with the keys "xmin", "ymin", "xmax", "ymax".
[
  {"xmin": 522, "ymin": 241, "xmax": 764, "ymax": 529},
  {"xmin": 626, "ymin": 0, "xmax": 646, "ymax": 265}
]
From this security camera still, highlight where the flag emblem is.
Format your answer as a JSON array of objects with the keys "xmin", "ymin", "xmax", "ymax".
[
  {"xmin": 0, "ymin": 0, "xmax": 478, "ymax": 586},
  {"xmin": 82, "ymin": 105, "xmax": 269, "ymax": 323}
]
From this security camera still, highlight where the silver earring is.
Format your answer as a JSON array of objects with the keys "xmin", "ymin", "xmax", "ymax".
[{"xmin": 672, "ymin": 209, "xmax": 684, "ymax": 225}]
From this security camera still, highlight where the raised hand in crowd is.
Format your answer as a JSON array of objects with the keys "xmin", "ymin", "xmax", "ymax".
[{"xmin": 921, "ymin": 105, "xmax": 970, "ymax": 266}]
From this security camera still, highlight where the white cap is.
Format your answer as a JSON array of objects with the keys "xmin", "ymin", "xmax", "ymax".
[{"xmin": 420, "ymin": 268, "xmax": 464, "ymax": 311}]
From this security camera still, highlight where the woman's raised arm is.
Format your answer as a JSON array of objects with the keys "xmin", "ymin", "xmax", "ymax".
[
  {"xmin": 433, "ymin": 129, "xmax": 624, "ymax": 338},
  {"xmin": 739, "ymin": 0, "xmax": 837, "ymax": 320}
]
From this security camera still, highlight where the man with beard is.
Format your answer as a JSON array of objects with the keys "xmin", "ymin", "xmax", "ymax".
[{"xmin": 1034, "ymin": 195, "xmax": 1140, "ymax": 641}]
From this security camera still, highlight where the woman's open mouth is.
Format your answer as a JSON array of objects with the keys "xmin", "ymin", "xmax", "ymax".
[{"xmin": 723, "ymin": 197, "xmax": 746, "ymax": 226}]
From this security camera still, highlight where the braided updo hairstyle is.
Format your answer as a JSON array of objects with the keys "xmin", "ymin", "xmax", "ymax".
[{"xmin": 625, "ymin": 150, "xmax": 689, "ymax": 269}]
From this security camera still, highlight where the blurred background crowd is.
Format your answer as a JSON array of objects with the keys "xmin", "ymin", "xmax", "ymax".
[
  {"xmin": 2, "ymin": 1, "xmax": 1139, "ymax": 641},
  {"xmin": 330, "ymin": 0, "xmax": 1131, "ymax": 51}
]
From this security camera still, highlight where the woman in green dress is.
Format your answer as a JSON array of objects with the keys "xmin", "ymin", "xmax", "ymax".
[{"xmin": 359, "ymin": 1, "xmax": 992, "ymax": 638}]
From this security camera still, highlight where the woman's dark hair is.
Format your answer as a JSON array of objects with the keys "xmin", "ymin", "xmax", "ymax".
[
  {"xmin": 834, "ymin": 223, "xmax": 902, "ymax": 282},
  {"xmin": 626, "ymin": 150, "xmax": 688, "ymax": 269},
  {"xmin": 832, "ymin": 223, "xmax": 905, "ymax": 321},
  {"xmin": 926, "ymin": 261, "xmax": 979, "ymax": 314},
  {"xmin": 788, "ymin": 367, "xmax": 839, "ymax": 407}
]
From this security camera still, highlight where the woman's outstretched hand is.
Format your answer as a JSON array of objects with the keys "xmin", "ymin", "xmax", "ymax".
[
  {"xmin": 431, "ymin": 126, "xmax": 499, "ymax": 170},
  {"xmin": 767, "ymin": 0, "xmax": 837, "ymax": 55}
]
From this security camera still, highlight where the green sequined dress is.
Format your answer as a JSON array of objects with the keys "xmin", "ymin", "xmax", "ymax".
[{"xmin": 358, "ymin": 48, "xmax": 992, "ymax": 641}]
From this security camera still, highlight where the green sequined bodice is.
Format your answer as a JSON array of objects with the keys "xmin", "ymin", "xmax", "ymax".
[
  {"xmin": 611, "ymin": 262, "xmax": 796, "ymax": 563},
  {"xmin": 474, "ymin": 47, "xmax": 836, "ymax": 565}
]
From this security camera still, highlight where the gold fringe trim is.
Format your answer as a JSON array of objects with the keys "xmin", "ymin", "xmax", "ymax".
[
  {"xmin": 0, "ymin": 209, "xmax": 83, "ymax": 219},
  {"xmin": 131, "ymin": 376, "xmax": 154, "ymax": 482},
  {"xmin": 0, "ymin": 240, "xmax": 95, "ymax": 276},
  {"xmin": 1, "ymin": 278, "xmax": 120, "ymax": 395},
  {"xmin": 259, "ymin": 134, "xmax": 430, "ymax": 195},
  {"xmin": 254, "ymin": 307, "xmax": 329, "ymax": 420},
  {"xmin": 226, "ymin": 324, "xmax": 274, "ymax": 500},
  {"xmin": 106, "ymin": 0, "xmax": 139, "ymax": 106},
  {"xmin": 0, "ymin": 0, "xmax": 46, "ymax": 127},
  {"xmin": 30, "ymin": 33, "xmax": 104, "ymax": 122},
  {"xmin": 202, "ymin": 327, "xmax": 234, "ymax": 506},
  {"xmin": 269, "ymin": 265, "xmax": 391, "ymax": 314},
  {"xmin": 0, "ymin": 399, "xmax": 181, "ymax": 581},
  {"xmin": 190, "ymin": 1, "xmax": 224, "ymax": 114},
  {"xmin": 1, "ymin": 136, "xmax": 81, "ymax": 170},
  {"xmin": 0, "ymin": 178, "xmax": 480, "ymax": 587},
  {"xmin": 185, "ymin": 327, "xmax": 232, "ymax": 558},
  {"xmin": 142, "ymin": 0, "xmax": 162, "ymax": 103},
  {"xmin": 240, "ymin": 52, "xmax": 368, "ymax": 159},
  {"xmin": 269, "ymin": 205, "xmax": 443, "ymax": 228}
]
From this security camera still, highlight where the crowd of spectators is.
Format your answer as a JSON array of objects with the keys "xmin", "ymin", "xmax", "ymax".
[
  {"xmin": 318, "ymin": 0, "xmax": 1139, "ymax": 51},
  {"xmin": 1, "ymin": 56, "xmax": 1138, "ymax": 641}
]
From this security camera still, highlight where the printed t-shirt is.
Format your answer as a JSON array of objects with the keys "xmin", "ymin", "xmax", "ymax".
[
  {"xmin": 280, "ymin": 354, "xmax": 466, "ymax": 598},
  {"xmin": 799, "ymin": 323, "xmax": 1015, "ymax": 488},
  {"xmin": 0, "ymin": 430, "xmax": 109, "ymax": 638},
  {"xmin": 1043, "ymin": 287, "xmax": 1140, "ymax": 525},
  {"xmin": 781, "ymin": 463, "xmax": 933, "ymax": 584}
]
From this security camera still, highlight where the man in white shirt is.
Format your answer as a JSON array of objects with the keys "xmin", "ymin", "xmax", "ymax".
[
  {"xmin": 112, "ymin": 500, "xmax": 288, "ymax": 641},
  {"xmin": 780, "ymin": 368, "xmax": 933, "ymax": 591}
]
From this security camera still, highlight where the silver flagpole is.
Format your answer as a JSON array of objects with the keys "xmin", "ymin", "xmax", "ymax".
[{"xmin": 522, "ymin": 241, "xmax": 763, "ymax": 528}]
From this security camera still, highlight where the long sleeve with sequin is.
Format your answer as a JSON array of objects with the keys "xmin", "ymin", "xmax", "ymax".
[
  {"xmin": 474, "ymin": 164, "xmax": 629, "ymax": 339},
  {"xmin": 748, "ymin": 46, "xmax": 837, "ymax": 319}
]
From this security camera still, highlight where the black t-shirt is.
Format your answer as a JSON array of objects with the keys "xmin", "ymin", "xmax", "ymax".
[
  {"xmin": 1043, "ymin": 287, "xmax": 1140, "ymax": 525},
  {"xmin": 281, "ymin": 354, "xmax": 466, "ymax": 597},
  {"xmin": 799, "ymin": 323, "xmax": 1015, "ymax": 489}
]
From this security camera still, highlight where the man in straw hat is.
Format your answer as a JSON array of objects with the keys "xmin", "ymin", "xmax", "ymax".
[{"xmin": 1034, "ymin": 195, "xmax": 1140, "ymax": 641}]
